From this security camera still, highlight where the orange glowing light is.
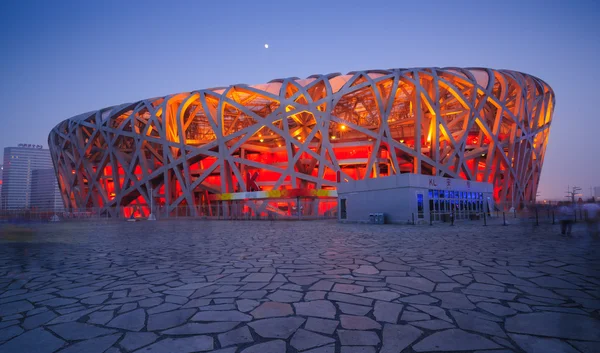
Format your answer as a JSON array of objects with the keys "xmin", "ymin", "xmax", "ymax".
[{"xmin": 341, "ymin": 125, "xmax": 346, "ymax": 130}]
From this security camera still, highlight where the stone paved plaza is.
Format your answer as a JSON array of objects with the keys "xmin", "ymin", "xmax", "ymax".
[{"xmin": 0, "ymin": 220, "xmax": 599, "ymax": 353}]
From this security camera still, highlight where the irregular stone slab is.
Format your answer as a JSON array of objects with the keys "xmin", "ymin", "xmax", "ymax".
[
  {"xmin": 411, "ymin": 304, "xmax": 452, "ymax": 322},
  {"xmin": 529, "ymin": 276, "xmax": 579, "ymax": 289},
  {"xmin": 380, "ymin": 324, "xmax": 423, "ymax": 353},
  {"xmin": 0, "ymin": 327, "xmax": 65, "ymax": 353},
  {"xmin": 338, "ymin": 302, "xmax": 371, "ymax": 315},
  {"xmin": 386, "ymin": 277, "xmax": 435, "ymax": 292},
  {"xmin": 397, "ymin": 294, "xmax": 438, "ymax": 305},
  {"xmin": 337, "ymin": 330, "xmax": 380, "ymax": 345},
  {"xmin": 243, "ymin": 273, "xmax": 274, "ymax": 282},
  {"xmin": 568, "ymin": 340, "xmax": 600, "ymax": 353},
  {"xmin": 48, "ymin": 322, "xmax": 116, "ymax": 340},
  {"xmin": 87, "ymin": 311, "xmax": 114, "ymax": 325},
  {"xmin": 431, "ymin": 292, "xmax": 475, "ymax": 309},
  {"xmin": 239, "ymin": 290, "xmax": 267, "ymax": 299},
  {"xmin": 309, "ymin": 280, "xmax": 334, "ymax": 291},
  {"xmin": 353, "ymin": 265, "xmax": 379, "ymax": 275},
  {"xmin": 333, "ymin": 283, "xmax": 364, "ymax": 294},
  {"xmin": 294, "ymin": 300, "xmax": 337, "ymax": 319},
  {"xmin": 0, "ymin": 326, "xmax": 23, "ymax": 342},
  {"xmin": 267, "ymin": 290, "xmax": 303, "ymax": 303},
  {"xmin": 236, "ymin": 299, "xmax": 259, "ymax": 312},
  {"xmin": 0, "ymin": 300, "xmax": 33, "ymax": 315},
  {"xmin": 340, "ymin": 315, "xmax": 381, "ymax": 330},
  {"xmin": 134, "ymin": 336, "xmax": 214, "ymax": 353},
  {"xmin": 373, "ymin": 301, "xmax": 403, "ymax": 323},
  {"xmin": 147, "ymin": 303, "xmax": 181, "ymax": 314},
  {"xmin": 303, "ymin": 345, "xmax": 334, "ymax": 353},
  {"xmin": 162, "ymin": 322, "xmax": 239, "ymax": 335},
  {"xmin": 288, "ymin": 276, "xmax": 320, "ymax": 285},
  {"xmin": 401, "ymin": 311, "xmax": 430, "ymax": 321},
  {"xmin": 106, "ymin": 308, "xmax": 146, "ymax": 331},
  {"xmin": 461, "ymin": 289, "xmax": 517, "ymax": 300},
  {"xmin": 328, "ymin": 292, "xmax": 373, "ymax": 306},
  {"xmin": 192, "ymin": 310, "xmax": 252, "ymax": 322},
  {"xmin": 450, "ymin": 310, "xmax": 506, "ymax": 337},
  {"xmin": 120, "ymin": 332, "xmax": 158, "ymax": 351},
  {"xmin": 248, "ymin": 317, "xmax": 305, "ymax": 339},
  {"xmin": 139, "ymin": 297, "xmax": 163, "ymax": 308},
  {"xmin": 240, "ymin": 340, "xmax": 286, "ymax": 353},
  {"xmin": 466, "ymin": 283, "xmax": 506, "ymax": 292},
  {"xmin": 147, "ymin": 308, "xmax": 196, "ymax": 331},
  {"xmin": 341, "ymin": 347, "xmax": 376, "ymax": 353},
  {"xmin": 505, "ymin": 312, "xmax": 600, "ymax": 340},
  {"xmin": 218, "ymin": 326, "xmax": 254, "ymax": 347},
  {"xmin": 490, "ymin": 274, "xmax": 533, "ymax": 286},
  {"xmin": 415, "ymin": 269, "xmax": 454, "ymax": 283},
  {"xmin": 305, "ymin": 317, "xmax": 339, "ymax": 335},
  {"xmin": 477, "ymin": 302, "xmax": 517, "ymax": 317},
  {"xmin": 290, "ymin": 329, "xmax": 335, "ymax": 351},
  {"xmin": 510, "ymin": 333, "xmax": 580, "ymax": 353},
  {"xmin": 23, "ymin": 311, "xmax": 57, "ymax": 329},
  {"xmin": 305, "ymin": 291, "xmax": 327, "ymax": 301},
  {"xmin": 411, "ymin": 319, "xmax": 455, "ymax": 330},
  {"xmin": 251, "ymin": 302, "xmax": 293, "ymax": 318},
  {"xmin": 376, "ymin": 262, "xmax": 411, "ymax": 271},
  {"xmin": 59, "ymin": 333, "xmax": 121, "ymax": 353},
  {"xmin": 354, "ymin": 290, "xmax": 398, "ymax": 301},
  {"xmin": 413, "ymin": 329, "xmax": 501, "ymax": 351}
]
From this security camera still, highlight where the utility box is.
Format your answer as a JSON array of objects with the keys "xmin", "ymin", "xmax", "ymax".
[{"xmin": 369, "ymin": 213, "xmax": 385, "ymax": 224}]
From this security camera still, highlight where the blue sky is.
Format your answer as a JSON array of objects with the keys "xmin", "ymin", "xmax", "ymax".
[{"xmin": 1, "ymin": 0, "xmax": 598, "ymax": 200}]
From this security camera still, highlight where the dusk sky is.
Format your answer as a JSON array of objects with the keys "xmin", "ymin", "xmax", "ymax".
[{"xmin": 1, "ymin": 0, "xmax": 598, "ymax": 200}]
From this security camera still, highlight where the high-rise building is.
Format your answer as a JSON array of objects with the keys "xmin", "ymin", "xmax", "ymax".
[
  {"xmin": 1, "ymin": 145, "xmax": 56, "ymax": 209},
  {"xmin": 30, "ymin": 168, "xmax": 64, "ymax": 211},
  {"xmin": 0, "ymin": 164, "xmax": 3, "ymax": 208}
]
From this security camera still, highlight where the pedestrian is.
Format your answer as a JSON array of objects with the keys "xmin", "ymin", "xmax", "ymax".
[
  {"xmin": 582, "ymin": 203, "xmax": 600, "ymax": 238},
  {"xmin": 557, "ymin": 203, "xmax": 574, "ymax": 236}
]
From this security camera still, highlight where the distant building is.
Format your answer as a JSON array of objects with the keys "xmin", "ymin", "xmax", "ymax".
[
  {"xmin": 30, "ymin": 168, "xmax": 64, "ymax": 211},
  {"xmin": 1, "ymin": 145, "xmax": 56, "ymax": 209},
  {"xmin": 595, "ymin": 186, "xmax": 600, "ymax": 202},
  {"xmin": 0, "ymin": 164, "xmax": 3, "ymax": 208}
]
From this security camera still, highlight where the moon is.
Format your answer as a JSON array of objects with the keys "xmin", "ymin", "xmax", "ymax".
[{"xmin": 264, "ymin": 44, "xmax": 269, "ymax": 49}]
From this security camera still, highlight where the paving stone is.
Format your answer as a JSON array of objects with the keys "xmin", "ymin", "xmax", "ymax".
[
  {"xmin": 243, "ymin": 274, "xmax": 275, "ymax": 283},
  {"xmin": 192, "ymin": 310, "xmax": 252, "ymax": 322},
  {"xmin": 510, "ymin": 333, "xmax": 580, "ymax": 353},
  {"xmin": 386, "ymin": 277, "xmax": 435, "ymax": 292},
  {"xmin": 58, "ymin": 333, "xmax": 121, "ymax": 353},
  {"xmin": 338, "ymin": 302, "xmax": 371, "ymax": 315},
  {"xmin": 22, "ymin": 311, "xmax": 57, "ymax": 329},
  {"xmin": 48, "ymin": 321, "xmax": 116, "ymax": 340},
  {"xmin": 303, "ymin": 345, "xmax": 334, "ymax": 353},
  {"xmin": 340, "ymin": 315, "xmax": 381, "ymax": 330},
  {"xmin": 162, "ymin": 321, "xmax": 239, "ymax": 334},
  {"xmin": 373, "ymin": 301, "xmax": 403, "ymax": 323},
  {"xmin": 450, "ymin": 310, "xmax": 507, "ymax": 337},
  {"xmin": 305, "ymin": 317, "xmax": 339, "ymax": 334},
  {"xmin": 106, "ymin": 308, "xmax": 146, "ymax": 331},
  {"xmin": 0, "ymin": 300, "xmax": 33, "ymax": 315},
  {"xmin": 410, "ymin": 319, "xmax": 455, "ymax": 330},
  {"xmin": 380, "ymin": 324, "xmax": 423, "ymax": 353},
  {"xmin": 147, "ymin": 303, "xmax": 181, "ymax": 314},
  {"xmin": 0, "ymin": 326, "xmax": 23, "ymax": 342},
  {"xmin": 431, "ymin": 292, "xmax": 475, "ymax": 309},
  {"xmin": 267, "ymin": 290, "xmax": 303, "ymax": 303},
  {"xmin": 248, "ymin": 317, "xmax": 305, "ymax": 339},
  {"xmin": 309, "ymin": 281, "xmax": 334, "ymax": 291},
  {"xmin": 401, "ymin": 311, "xmax": 430, "ymax": 321},
  {"xmin": 87, "ymin": 310, "xmax": 114, "ymax": 325},
  {"xmin": 508, "ymin": 302, "xmax": 532, "ymax": 312},
  {"xmin": 0, "ymin": 321, "xmax": 18, "ymax": 330},
  {"xmin": 477, "ymin": 302, "xmax": 518, "ymax": 316},
  {"xmin": 119, "ymin": 302, "xmax": 137, "ymax": 313},
  {"xmin": 304, "ymin": 291, "xmax": 327, "ymax": 301},
  {"xmin": 529, "ymin": 276, "xmax": 579, "ymax": 289},
  {"xmin": 328, "ymin": 292, "xmax": 373, "ymax": 306},
  {"xmin": 413, "ymin": 328, "xmax": 502, "ymax": 351},
  {"xmin": 199, "ymin": 303, "xmax": 236, "ymax": 311},
  {"xmin": 505, "ymin": 312, "xmax": 600, "ymax": 340},
  {"xmin": 236, "ymin": 299, "xmax": 260, "ymax": 312},
  {"xmin": 411, "ymin": 304, "xmax": 452, "ymax": 322},
  {"xmin": 435, "ymin": 283, "xmax": 463, "ymax": 291},
  {"xmin": 415, "ymin": 269, "xmax": 454, "ymax": 283},
  {"xmin": 218, "ymin": 325, "xmax": 254, "ymax": 347},
  {"xmin": 337, "ymin": 330, "xmax": 380, "ymax": 345},
  {"xmin": 240, "ymin": 340, "xmax": 286, "ymax": 353},
  {"xmin": 294, "ymin": 300, "xmax": 337, "ymax": 319},
  {"xmin": 333, "ymin": 283, "xmax": 364, "ymax": 294},
  {"xmin": 341, "ymin": 347, "xmax": 376, "ymax": 353},
  {"xmin": 0, "ymin": 327, "xmax": 65, "ymax": 353},
  {"xmin": 568, "ymin": 340, "xmax": 600, "ymax": 353},
  {"xmin": 397, "ymin": 294, "xmax": 438, "ymax": 304},
  {"xmin": 356, "ymin": 290, "xmax": 399, "ymax": 301},
  {"xmin": 120, "ymin": 332, "xmax": 158, "ymax": 351},
  {"xmin": 134, "ymin": 335, "xmax": 214, "ymax": 352},
  {"xmin": 251, "ymin": 302, "xmax": 293, "ymax": 318},
  {"xmin": 147, "ymin": 308, "xmax": 196, "ymax": 331},
  {"xmin": 290, "ymin": 328, "xmax": 335, "ymax": 351}
]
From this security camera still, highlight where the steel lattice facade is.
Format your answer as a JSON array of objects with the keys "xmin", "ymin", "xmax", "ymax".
[{"xmin": 48, "ymin": 67, "xmax": 554, "ymax": 217}]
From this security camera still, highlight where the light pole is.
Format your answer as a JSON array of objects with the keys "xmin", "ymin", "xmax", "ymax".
[{"xmin": 148, "ymin": 187, "xmax": 156, "ymax": 221}]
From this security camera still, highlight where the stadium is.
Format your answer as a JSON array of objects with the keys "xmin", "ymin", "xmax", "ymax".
[{"xmin": 48, "ymin": 67, "xmax": 554, "ymax": 218}]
